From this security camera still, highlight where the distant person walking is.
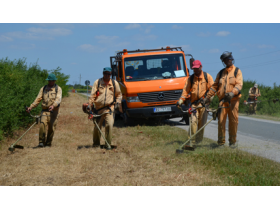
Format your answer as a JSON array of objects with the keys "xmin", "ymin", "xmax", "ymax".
[
  {"xmin": 203, "ymin": 52, "xmax": 243, "ymax": 149},
  {"xmin": 88, "ymin": 67, "xmax": 122, "ymax": 148},
  {"xmin": 177, "ymin": 60, "xmax": 214, "ymax": 147},
  {"xmin": 26, "ymin": 74, "xmax": 62, "ymax": 148},
  {"xmin": 248, "ymin": 83, "xmax": 261, "ymax": 115}
]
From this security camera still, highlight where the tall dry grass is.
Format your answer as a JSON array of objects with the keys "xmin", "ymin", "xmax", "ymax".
[{"xmin": 0, "ymin": 93, "xmax": 225, "ymax": 186}]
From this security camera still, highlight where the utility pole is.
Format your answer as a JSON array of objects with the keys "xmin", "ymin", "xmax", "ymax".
[{"xmin": 79, "ymin": 74, "xmax": 82, "ymax": 85}]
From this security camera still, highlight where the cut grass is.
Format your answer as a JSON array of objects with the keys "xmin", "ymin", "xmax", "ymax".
[{"xmin": 1, "ymin": 92, "xmax": 280, "ymax": 186}]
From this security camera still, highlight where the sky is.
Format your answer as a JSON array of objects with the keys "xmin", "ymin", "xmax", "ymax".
[{"xmin": 1, "ymin": 23, "xmax": 280, "ymax": 87}]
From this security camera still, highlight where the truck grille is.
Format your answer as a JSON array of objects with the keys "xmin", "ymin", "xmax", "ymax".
[{"xmin": 138, "ymin": 90, "xmax": 182, "ymax": 103}]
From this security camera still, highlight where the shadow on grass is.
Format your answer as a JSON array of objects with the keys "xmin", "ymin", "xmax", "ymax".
[
  {"xmin": 77, "ymin": 144, "xmax": 117, "ymax": 150},
  {"xmin": 165, "ymin": 140, "xmax": 184, "ymax": 145},
  {"xmin": 114, "ymin": 117, "xmax": 186, "ymax": 128}
]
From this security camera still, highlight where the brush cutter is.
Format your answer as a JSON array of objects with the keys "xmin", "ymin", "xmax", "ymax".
[
  {"xmin": 176, "ymin": 99, "xmax": 229, "ymax": 154},
  {"xmin": 84, "ymin": 104, "xmax": 113, "ymax": 150},
  {"xmin": 243, "ymin": 98, "xmax": 279, "ymax": 105},
  {"xmin": 8, "ymin": 107, "xmax": 46, "ymax": 152}
]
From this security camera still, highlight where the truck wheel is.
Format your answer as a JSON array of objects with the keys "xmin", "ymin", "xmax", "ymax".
[
  {"xmin": 183, "ymin": 115, "xmax": 189, "ymax": 125},
  {"xmin": 123, "ymin": 113, "xmax": 133, "ymax": 126}
]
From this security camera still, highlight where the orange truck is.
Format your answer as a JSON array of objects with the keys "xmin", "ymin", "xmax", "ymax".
[{"xmin": 110, "ymin": 47, "xmax": 194, "ymax": 125}]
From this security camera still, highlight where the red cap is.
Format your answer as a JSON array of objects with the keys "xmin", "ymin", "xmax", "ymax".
[{"xmin": 192, "ymin": 60, "xmax": 202, "ymax": 68}]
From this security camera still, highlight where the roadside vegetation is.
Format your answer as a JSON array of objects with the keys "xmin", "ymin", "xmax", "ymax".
[
  {"xmin": 1, "ymin": 93, "xmax": 280, "ymax": 186},
  {"xmin": 0, "ymin": 57, "xmax": 69, "ymax": 141},
  {"xmin": 210, "ymin": 80, "xmax": 280, "ymax": 117}
]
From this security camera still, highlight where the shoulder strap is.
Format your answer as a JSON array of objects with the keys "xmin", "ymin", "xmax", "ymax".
[
  {"xmin": 43, "ymin": 84, "xmax": 58, "ymax": 93},
  {"xmin": 234, "ymin": 67, "xmax": 239, "ymax": 78},
  {"xmin": 111, "ymin": 79, "xmax": 116, "ymax": 102},
  {"xmin": 219, "ymin": 68, "xmax": 225, "ymax": 80},
  {"xmin": 190, "ymin": 74, "xmax": 195, "ymax": 87},
  {"xmin": 218, "ymin": 68, "xmax": 225, "ymax": 86},
  {"xmin": 55, "ymin": 84, "xmax": 58, "ymax": 93},
  {"xmin": 98, "ymin": 78, "xmax": 101, "ymax": 89},
  {"xmin": 203, "ymin": 71, "xmax": 208, "ymax": 83}
]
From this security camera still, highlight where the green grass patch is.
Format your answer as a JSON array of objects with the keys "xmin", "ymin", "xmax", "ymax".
[{"xmin": 121, "ymin": 123, "xmax": 280, "ymax": 186}]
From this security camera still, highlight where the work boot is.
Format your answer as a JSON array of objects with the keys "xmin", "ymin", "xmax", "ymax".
[
  {"xmin": 92, "ymin": 144, "xmax": 100, "ymax": 148},
  {"xmin": 34, "ymin": 143, "xmax": 44, "ymax": 149},
  {"xmin": 229, "ymin": 143, "xmax": 238, "ymax": 149},
  {"xmin": 216, "ymin": 144, "xmax": 225, "ymax": 149}
]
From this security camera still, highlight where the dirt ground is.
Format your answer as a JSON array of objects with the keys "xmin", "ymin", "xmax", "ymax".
[{"xmin": 0, "ymin": 93, "xmax": 225, "ymax": 186}]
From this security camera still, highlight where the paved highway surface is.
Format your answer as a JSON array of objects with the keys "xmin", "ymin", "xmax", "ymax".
[{"xmin": 167, "ymin": 116, "xmax": 280, "ymax": 163}]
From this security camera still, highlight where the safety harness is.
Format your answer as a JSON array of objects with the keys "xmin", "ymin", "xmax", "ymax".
[
  {"xmin": 209, "ymin": 67, "xmax": 241, "ymax": 103},
  {"xmin": 42, "ymin": 84, "xmax": 60, "ymax": 111},
  {"xmin": 93, "ymin": 78, "xmax": 116, "ymax": 113},
  {"xmin": 189, "ymin": 71, "xmax": 209, "ymax": 105}
]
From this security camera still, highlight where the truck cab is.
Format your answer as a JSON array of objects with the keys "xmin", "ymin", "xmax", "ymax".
[{"xmin": 110, "ymin": 46, "xmax": 193, "ymax": 125}]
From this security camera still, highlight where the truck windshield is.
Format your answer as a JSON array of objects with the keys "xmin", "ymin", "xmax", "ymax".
[{"xmin": 124, "ymin": 53, "xmax": 187, "ymax": 81}]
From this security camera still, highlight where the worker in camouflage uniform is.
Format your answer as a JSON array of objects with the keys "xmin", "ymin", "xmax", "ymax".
[
  {"xmin": 26, "ymin": 73, "xmax": 62, "ymax": 148},
  {"xmin": 248, "ymin": 83, "xmax": 261, "ymax": 115},
  {"xmin": 88, "ymin": 67, "xmax": 122, "ymax": 148}
]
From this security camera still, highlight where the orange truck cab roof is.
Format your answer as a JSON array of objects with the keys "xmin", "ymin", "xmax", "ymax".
[{"xmin": 110, "ymin": 47, "xmax": 194, "ymax": 122}]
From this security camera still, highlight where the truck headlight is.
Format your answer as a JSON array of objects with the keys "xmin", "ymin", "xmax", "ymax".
[{"xmin": 127, "ymin": 96, "xmax": 140, "ymax": 102}]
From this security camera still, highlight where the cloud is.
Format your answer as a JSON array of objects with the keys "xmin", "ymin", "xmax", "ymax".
[
  {"xmin": 133, "ymin": 34, "xmax": 157, "ymax": 41},
  {"xmin": 197, "ymin": 32, "xmax": 211, "ymax": 37},
  {"xmin": 78, "ymin": 44, "xmax": 106, "ymax": 53},
  {"xmin": 125, "ymin": 23, "xmax": 141, "ymax": 29},
  {"xmin": 216, "ymin": 31, "xmax": 230, "ymax": 36},
  {"xmin": 95, "ymin": 35, "xmax": 119, "ymax": 43},
  {"xmin": 27, "ymin": 27, "xmax": 72, "ymax": 36},
  {"xmin": 208, "ymin": 49, "xmax": 220, "ymax": 53},
  {"xmin": 0, "ymin": 35, "xmax": 13, "ymax": 42},
  {"xmin": 257, "ymin": 44, "xmax": 275, "ymax": 49},
  {"xmin": 181, "ymin": 45, "xmax": 191, "ymax": 51},
  {"xmin": 71, "ymin": 62, "xmax": 77, "ymax": 65},
  {"xmin": 5, "ymin": 27, "xmax": 72, "ymax": 40},
  {"xmin": 172, "ymin": 25, "xmax": 183, "ymax": 29},
  {"xmin": 144, "ymin": 25, "xmax": 154, "ymax": 34}
]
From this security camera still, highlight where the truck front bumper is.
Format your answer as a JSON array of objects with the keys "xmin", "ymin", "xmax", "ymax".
[{"xmin": 125, "ymin": 104, "xmax": 188, "ymax": 119}]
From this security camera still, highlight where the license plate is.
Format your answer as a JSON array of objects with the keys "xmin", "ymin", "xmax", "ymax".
[{"xmin": 153, "ymin": 107, "xmax": 172, "ymax": 113}]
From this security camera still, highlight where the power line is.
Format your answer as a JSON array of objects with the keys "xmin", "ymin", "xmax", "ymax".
[
  {"xmin": 203, "ymin": 49, "xmax": 280, "ymax": 65},
  {"xmin": 205, "ymin": 58, "xmax": 280, "ymax": 73}
]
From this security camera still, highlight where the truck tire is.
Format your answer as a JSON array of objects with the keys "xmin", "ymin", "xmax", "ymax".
[
  {"xmin": 183, "ymin": 115, "xmax": 190, "ymax": 125},
  {"xmin": 123, "ymin": 112, "xmax": 133, "ymax": 126}
]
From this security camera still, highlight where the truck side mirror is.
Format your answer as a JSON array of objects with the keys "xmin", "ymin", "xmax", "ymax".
[
  {"xmin": 189, "ymin": 58, "xmax": 195, "ymax": 70},
  {"xmin": 112, "ymin": 65, "xmax": 117, "ymax": 76}
]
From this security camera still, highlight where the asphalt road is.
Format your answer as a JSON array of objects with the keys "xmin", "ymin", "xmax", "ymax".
[{"xmin": 167, "ymin": 115, "xmax": 280, "ymax": 163}]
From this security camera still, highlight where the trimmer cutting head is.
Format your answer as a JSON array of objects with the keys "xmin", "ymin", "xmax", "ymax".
[
  {"xmin": 100, "ymin": 145, "xmax": 117, "ymax": 150},
  {"xmin": 176, "ymin": 145, "xmax": 195, "ymax": 154},
  {"xmin": 176, "ymin": 149, "xmax": 184, "ymax": 154},
  {"xmin": 8, "ymin": 145, "xmax": 24, "ymax": 152}
]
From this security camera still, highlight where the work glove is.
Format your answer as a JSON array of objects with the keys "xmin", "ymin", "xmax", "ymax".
[
  {"xmin": 115, "ymin": 103, "xmax": 119, "ymax": 110},
  {"xmin": 176, "ymin": 99, "xmax": 184, "ymax": 107},
  {"xmin": 86, "ymin": 104, "xmax": 91, "ymax": 112},
  {"xmin": 224, "ymin": 92, "xmax": 234, "ymax": 103},
  {"xmin": 202, "ymin": 97, "xmax": 210, "ymax": 105}
]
